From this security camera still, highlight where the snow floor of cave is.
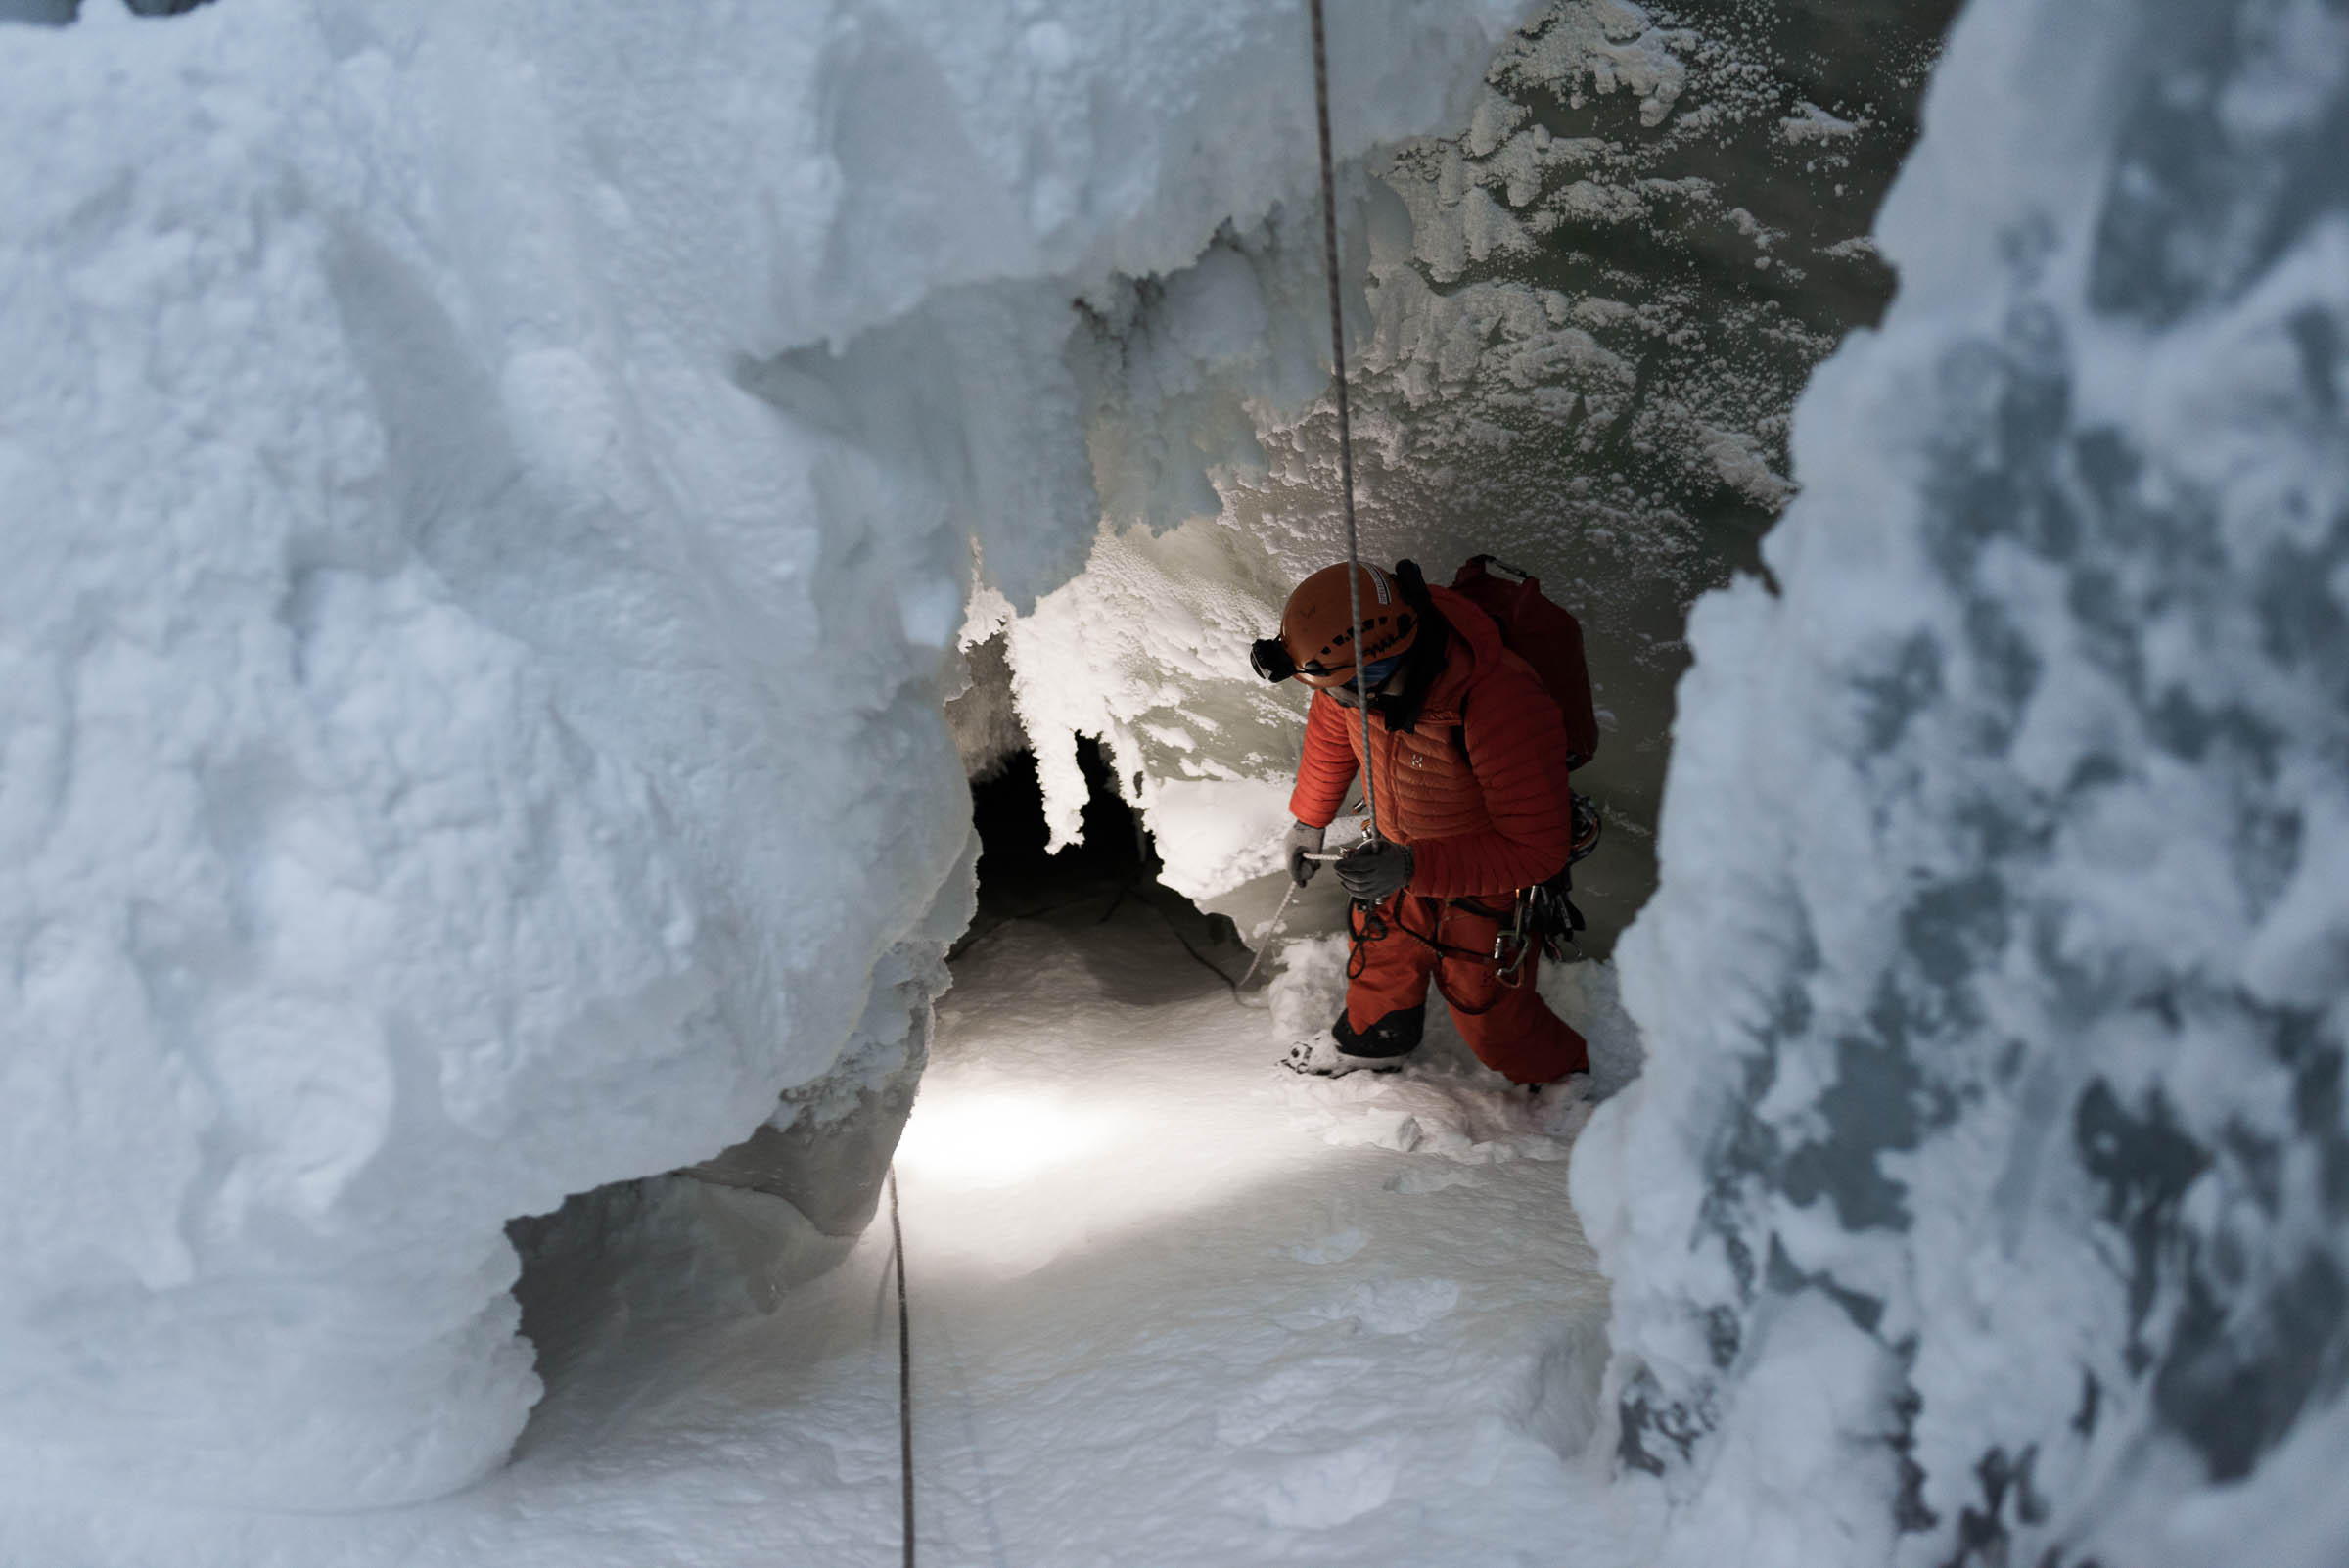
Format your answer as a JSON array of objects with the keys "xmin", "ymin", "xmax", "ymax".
[
  {"xmin": 891, "ymin": 884, "xmax": 1657, "ymax": 1566},
  {"xmin": 68, "ymin": 879, "xmax": 1652, "ymax": 1568}
]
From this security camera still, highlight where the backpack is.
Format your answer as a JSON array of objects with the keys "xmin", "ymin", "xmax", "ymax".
[
  {"xmin": 1446, "ymin": 555, "xmax": 1600, "ymax": 769},
  {"xmin": 1425, "ymin": 555, "xmax": 1603, "ymax": 953}
]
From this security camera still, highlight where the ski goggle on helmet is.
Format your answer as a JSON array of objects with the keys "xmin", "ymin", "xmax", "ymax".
[{"xmin": 1250, "ymin": 562, "xmax": 1419, "ymax": 690}]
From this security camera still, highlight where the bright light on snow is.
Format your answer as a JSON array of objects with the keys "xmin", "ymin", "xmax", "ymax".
[
  {"xmin": 894, "ymin": 1080, "xmax": 1305, "ymax": 1279},
  {"xmin": 895, "ymin": 1093, "xmax": 1116, "ymax": 1189}
]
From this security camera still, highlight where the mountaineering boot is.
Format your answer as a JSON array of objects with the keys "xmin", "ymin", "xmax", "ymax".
[
  {"xmin": 1279, "ymin": 1031, "xmax": 1405, "ymax": 1077},
  {"xmin": 1280, "ymin": 1003, "xmax": 1426, "ymax": 1077},
  {"xmin": 1333, "ymin": 1002, "xmax": 1426, "ymax": 1060}
]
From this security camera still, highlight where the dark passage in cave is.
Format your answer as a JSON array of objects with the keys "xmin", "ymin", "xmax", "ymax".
[
  {"xmin": 960, "ymin": 736, "xmax": 1247, "ymax": 991},
  {"xmin": 967, "ymin": 738, "xmax": 1147, "ymax": 907}
]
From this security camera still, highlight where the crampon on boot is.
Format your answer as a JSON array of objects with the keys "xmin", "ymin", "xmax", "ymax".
[
  {"xmin": 1280, "ymin": 1032, "xmax": 1405, "ymax": 1077},
  {"xmin": 1279, "ymin": 1004, "xmax": 1424, "ymax": 1077}
]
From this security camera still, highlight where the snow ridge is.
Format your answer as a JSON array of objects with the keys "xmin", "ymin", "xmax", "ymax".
[{"xmin": 1576, "ymin": 0, "xmax": 2349, "ymax": 1561}]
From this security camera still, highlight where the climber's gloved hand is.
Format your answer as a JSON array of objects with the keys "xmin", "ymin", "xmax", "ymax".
[
  {"xmin": 1284, "ymin": 820, "xmax": 1326, "ymax": 887},
  {"xmin": 1336, "ymin": 839, "xmax": 1413, "ymax": 902}
]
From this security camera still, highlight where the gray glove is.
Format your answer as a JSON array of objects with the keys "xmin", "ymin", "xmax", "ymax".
[
  {"xmin": 1336, "ymin": 839, "xmax": 1414, "ymax": 901},
  {"xmin": 1284, "ymin": 820, "xmax": 1326, "ymax": 886}
]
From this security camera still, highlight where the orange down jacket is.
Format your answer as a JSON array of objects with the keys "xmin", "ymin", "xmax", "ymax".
[{"xmin": 1286, "ymin": 585, "xmax": 1576, "ymax": 900}]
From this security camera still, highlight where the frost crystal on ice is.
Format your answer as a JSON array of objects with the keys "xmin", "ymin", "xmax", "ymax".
[{"xmin": 1575, "ymin": 0, "xmax": 2349, "ymax": 1562}]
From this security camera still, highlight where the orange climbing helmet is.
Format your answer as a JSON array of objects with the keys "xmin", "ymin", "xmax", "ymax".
[{"xmin": 1251, "ymin": 562, "xmax": 1421, "ymax": 688}]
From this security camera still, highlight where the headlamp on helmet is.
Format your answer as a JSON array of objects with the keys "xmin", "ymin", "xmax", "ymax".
[
  {"xmin": 1251, "ymin": 561, "xmax": 1420, "ymax": 688},
  {"xmin": 1250, "ymin": 636, "xmax": 1297, "ymax": 683}
]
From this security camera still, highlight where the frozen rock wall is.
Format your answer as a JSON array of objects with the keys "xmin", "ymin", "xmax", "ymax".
[
  {"xmin": 0, "ymin": 0, "xmax": 1532, "ymax": 1514},
  {"xmin": 1573, "ymin": 0, "xmax": 2349, "ymax": 1561}
]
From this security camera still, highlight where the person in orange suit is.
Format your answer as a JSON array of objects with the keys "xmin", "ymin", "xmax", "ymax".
[{"xmin": 1250, "ymin": 560, "xmax": 1589, "ymax": 1085}]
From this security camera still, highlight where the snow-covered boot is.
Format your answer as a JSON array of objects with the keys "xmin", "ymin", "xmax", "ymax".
[
  {"xmin": 1280, "ymin": 1031, "xmax": 1406, "ymax": 1077},
  {"xmin": 1280, "ymin": 1005, "xmax": 1424, "ymax": 1077}
]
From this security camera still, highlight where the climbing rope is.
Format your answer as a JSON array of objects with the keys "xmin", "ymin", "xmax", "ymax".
[
  {"xmin": 1128, "ymin": 883, "xmax": 1255, "ymax": 1001},
  {"xmin": 1233, "ymin": 878, "xmax": 1301, "ymax": 993},
  {"xmin": 1309, "ymin": 0, "xmax": 1381, "ymax": 847},
  {"xmin": 888, "ymin": 1167, "xmax": 915, "ymax": 1568},
  {"xmin": 891, "ymin": 35, "xmax": 1371, "ymax": 1548}
]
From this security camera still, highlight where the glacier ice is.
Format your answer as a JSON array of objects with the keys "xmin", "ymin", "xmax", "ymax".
[
  {"xmin": 1573, "ymin": 0, "xmax": 2349, "ymax": 1561},
  {"xmin": 0, "ymin": 0, "xmax": 1534, "ymax": 1511},
  {"xmin": 8, "ymin": 0, "xmax": 2343, "ymax": 1555},
  {"xmin": 1005, "ymin": 0, "xmax": 1953, "ymax": 955}
]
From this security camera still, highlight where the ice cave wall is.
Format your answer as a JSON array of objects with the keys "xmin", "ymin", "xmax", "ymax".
[
  {"xmin": 0, "ymin": 0, "xmax": 1534, "ymax": 1510},
  {"xmin": 990, "ymin": 0, "xmax": 1954, "ymax": 955},
  {"xmin": 1571, "ymin": 0, "xmax": 2349, "ymax": 1562}
]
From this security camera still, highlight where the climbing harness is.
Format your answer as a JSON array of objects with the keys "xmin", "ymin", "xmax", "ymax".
[
  {"xmin": 1309, "ymin": 0, "xmax": 1380, "ymax": 851},
  {"xmin": 1493, "ymin": 898, "xmax": 1536, "ymax": 986},
  {"xmin": 888, "ymin": 1167, "xmax": 914, "ymax": 1568},
  {"xmin": 1339, "ymin": 893, "xmax": 1547, "ymax": 1025},
  {"xmin": 1345, "ymin": 895, "xmax": 1518, "ymax": 977}
]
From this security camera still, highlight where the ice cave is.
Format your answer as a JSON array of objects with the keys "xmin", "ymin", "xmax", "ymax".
[{"xmin": 2, "ymin": 0, "xmax": 2344, "ymax": 1563}]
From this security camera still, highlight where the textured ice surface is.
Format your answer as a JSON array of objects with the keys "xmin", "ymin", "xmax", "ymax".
[
  {"xmin": 16, "ymin": 0, "xmax": 2342, "ymax": 1554},
  {"xmin": 1574, "ymin": 0, "xmax": 2349, "ymax": 1561},
  {"xmin": 1013, "ymin": 0, "xmax": 1953, "ymax": 956},
  {"xmin": 0, "ymin": 0, "xmax": 1534, "ymax": 1514},
  {"xmin": 0, "ymin": 895, "xmax": 1652, "ymax": 1567}
]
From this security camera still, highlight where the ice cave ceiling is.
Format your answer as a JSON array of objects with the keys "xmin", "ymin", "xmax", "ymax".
[
  {"xmin": 960, "ymin": 0, "xmax": 1961, "ymax": 959},
  {"xmin": 6, "ymin": 0, "xmax": 2346, "ymax": 1564}
]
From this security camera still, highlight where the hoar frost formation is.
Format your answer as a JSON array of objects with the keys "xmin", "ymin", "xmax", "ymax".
[
  {"xmin": 973, "ymin": 0, "xmax": 1949, "ymax": 953},
  {"xmin": 1575, "ymin": 0, "xmax": 2349, "ymax": 1563},
  {"xmin": 0, "ymin": 0, "xmax": 1535, "ymax": 1512},
  {"xmin": 3, "ymin": 0, "xmax": 2345, "ymax": 1564}
]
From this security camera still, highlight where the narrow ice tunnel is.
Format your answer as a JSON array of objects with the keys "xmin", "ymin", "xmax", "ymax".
[{"xmin": 5, "ymin": 0, "xmax": 2347, "ymax": 1564}]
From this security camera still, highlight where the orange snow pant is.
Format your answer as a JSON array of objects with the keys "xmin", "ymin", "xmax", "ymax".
[{"xmin": 1344, "ymin": 891, "xmax": 1589, "ymax": 1085}]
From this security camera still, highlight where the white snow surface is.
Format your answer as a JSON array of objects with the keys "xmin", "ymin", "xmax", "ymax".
[
  {"xmin": 1575, "ymin": 0, "xmax": 2349, "ymax": 1561},
  {"xmin": 2, "ymin": 896, "xmax": 1655, "ymax": 1567},
  {"xmin": 0, "ymin": 0, "xmax": 1539, "ymax": 1514},
  {"xmin": 875, "ymin": 902, "xmax": 1650, "ymax": 1566}
]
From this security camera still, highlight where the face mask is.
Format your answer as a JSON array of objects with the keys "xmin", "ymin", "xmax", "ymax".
[{"xmin": 1341, "ymin": 654, "xmax": 1406, "ymax": 694}]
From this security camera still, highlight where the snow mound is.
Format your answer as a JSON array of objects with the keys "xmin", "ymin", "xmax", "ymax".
[
  {"xmin": 0, "ymin": 0, "xmax": 1537, "ymax": 1515},
  {"xmin": 1575, "ymin": 0, "xmax": 2349, "ymax": 1560}
]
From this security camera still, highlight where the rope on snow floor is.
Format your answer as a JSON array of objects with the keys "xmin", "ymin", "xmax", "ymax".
[
  {"xmin": 1128, "ymin": 885, "xmax": 1257, "ymax": 1004},
  {"xmin": 900, "ymin": 27, "xmax": 1358, "ymax": 1553},
  {"xmin": 889, "ymin": 1166, "xmax": 915, "ymax": 1568},
  {"xmin": 1233, "ymin": 879, "xmax": 1302, "ymax": 995}
]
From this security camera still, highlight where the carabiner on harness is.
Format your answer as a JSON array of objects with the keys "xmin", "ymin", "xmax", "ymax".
[{"xmin": 1493, "ymin": 890, "xmax": 1537, "ymax": 986}]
